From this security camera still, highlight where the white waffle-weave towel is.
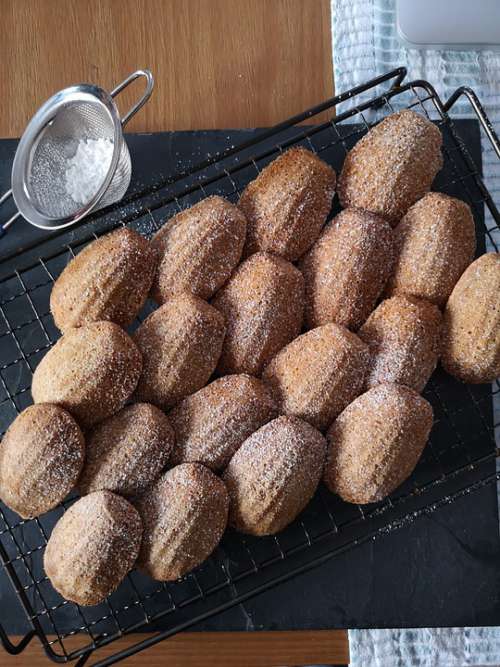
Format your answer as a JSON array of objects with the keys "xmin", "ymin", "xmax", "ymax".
[
  {"xmin": 349, "ymin": 627, "xmax": 500, "ymax": 666},
  {"xmin": 331, "ymin": 1, "xmax": 500, "ymax": 665}
]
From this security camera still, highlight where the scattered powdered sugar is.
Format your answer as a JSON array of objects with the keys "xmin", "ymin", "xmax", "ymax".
[
  {"xmin": 262, "ymin": 323, "xmax": 369, "ymax": 432},
  {"xmin": 212, "ymin": 252, "xmax": 304, "ymax": 376},
  {"xmin": 11, "ymin": 112, "xmax": 465, "ymax": 591},
  {"xmin": 325, "ymin": 384, "xmax": 433, "ymax": 504},
  {"xmin": 169, "ymin": 374, "xmax": 278, "ymax": 470},
  {"xmin": 358, "ymin": 295, "xmax": 441, "ymax": 392},
  {"xmin": 136, "ymin": 463, "xmax": 228, "ymax": 580},
  {"xmin": 239, "ymin": 146, "xmax": 336, "ymax": 261},
  {"xmin": 64, "ymin": 138, "xmax": 114, "ymax": 205},
  {"xmin": 51, "ymin": 227, "xmax": 157, "ymax": 330},
  {"xmin": 44, "ymin": 491, "xmax": 142, "ymax": 605},
  {"xmin": 79, "ymin": 403, "xmax": 174, "ymax": 497},
  {"xmin": 385, "ymin": 192, "xmax": 476, "ymax": 307},
  {"xmin": 151, "ymin": 196, "xmax": 247, "ymax": 303},
  {"xmin": 133, "ymin": 293, "xmax": 225, "ymax": 409},
  {"xmin": 223, "ymin": 416, "xmax": 326, "ymax": 535},
  {"xmin": 300, "ymin": 208, "xmax": 394, "ymax": 330},
  {"xmin": 442, "ymin": 253, "xmax": 500, "ymax": 382},
  {"xmin": 0, "ymin": 404, "xmax": 84, "ymax": 518},
  {"xmin": 31, "ymin": 321, "xmax": 142, "ymax": 428},
  {"xmin": 338, "ymin": 110, "xmax": 443, "ymax": 225}
]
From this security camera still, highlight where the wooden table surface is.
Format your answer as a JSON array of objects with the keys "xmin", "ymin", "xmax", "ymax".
[
  {"xmin": 1, "ymin": 0, "xmax": 334, "ymax": 137},
  {"xmin": 1, "ymin": 1, "xmax": 349, "ymax": 665}
]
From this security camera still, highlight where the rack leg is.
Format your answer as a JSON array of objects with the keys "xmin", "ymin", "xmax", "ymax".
[
  {"xmin": 75, "ymin": 652, "xmax": 92, "ymax": 667},
  {"xmin": 0, "ymin": 625, "xmax": 36, "ymax": 655}
]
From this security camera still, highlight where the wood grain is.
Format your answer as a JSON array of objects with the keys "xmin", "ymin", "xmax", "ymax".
[
  {"xmin": 3, "ymin": 630, "xmax": 349, "ymax": 666},
  {"xmin": 0, "ymin": 1, "xmax": 346, "ymax": 665},
  {"xmin": 0, "ymin": 0, "xmax": 334, "ymax": 138}
]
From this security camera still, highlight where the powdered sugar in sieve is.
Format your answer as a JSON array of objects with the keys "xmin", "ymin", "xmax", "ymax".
[{"xmin": 64, "ymin": 138, "xmax": 114, "ymax": 206}]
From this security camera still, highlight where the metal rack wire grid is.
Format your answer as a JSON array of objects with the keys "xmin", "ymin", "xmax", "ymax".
[{"xmin": 0, "ymin": 68, "xmax": 499, "ymax": 667}]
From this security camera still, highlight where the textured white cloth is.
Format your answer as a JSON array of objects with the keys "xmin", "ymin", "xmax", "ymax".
[
  {"xmin": 331, "ymin": 1, "xmax": 500, "ymax": 665},
  {"xmin": 349, "ymin": 627, "xmax": 500, "ymax": 666}
]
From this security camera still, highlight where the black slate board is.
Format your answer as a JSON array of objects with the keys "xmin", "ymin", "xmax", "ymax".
[{"xmin": 0, "ymin": 122, "xmax": 499, "ymax": 635}]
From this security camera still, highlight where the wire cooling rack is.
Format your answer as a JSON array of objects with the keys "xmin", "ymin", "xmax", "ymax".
[{"xmin": 1, "ymin": 68, "xmax": 500, "ymax": 667}]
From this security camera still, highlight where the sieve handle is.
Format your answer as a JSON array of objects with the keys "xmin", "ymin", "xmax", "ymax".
[
  {"xmin": 0, "ymin": 189, "xmax": 21, "ymax": 235},
  {"xmin": 110, "ymin": 69, "xmax": 154, "ymax": 127}
]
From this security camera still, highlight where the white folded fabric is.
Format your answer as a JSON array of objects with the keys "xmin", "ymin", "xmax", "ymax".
[{"xmin": 349, "ymin": 627, "xmax": 500, "ymax": 666}]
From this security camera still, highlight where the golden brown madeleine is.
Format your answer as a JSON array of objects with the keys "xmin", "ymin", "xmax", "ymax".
[
  {"xmin": 223, "ymin": 416, "xmax": 326, "ymax": 536},
  {"xmin": 79, "ymin": 403, "xmax": 174, "ymax": 497},
  {"xmin": 151, "ymin": 196, "xmax": 247, "ymax": 304},
  {"xmin": 136, "ymin": 463, "xmax": 228, "ymax": 581},
  {"xmin": 358, "ymin": 295, "xmax": 441, "ymax": 392},
  {"xmin": 134, "ymin": 293, "xmax": 225, "ymax": 409},
  {"xmin": 338, "ymin": 110, "xmax": 443, "ymax": 226},
  {"xmin": 324, "ymin": 383, "xmax": 433, "ymax": 504},
  {"xmin": 170, "ymin": 374, "xmax": 278, "ymax": 471},
  {"xmin": 51, "ymin": 228, "xmax": 158, "ymax": 331},
  {"xmin": 212, "ymin": 252, "xmax": 304, "ymax": 376},
  {"xmin": 262, "ymin": 323, "xmax": 369, "ymax": 431},
  {"xmin": 0, "ymin": 404, "xmax": 85, "ymax": 518},
  {"xmin": 441, "ymin": 253, "xmax": 500, "ymax": 383},
  {"xmin": 385, "ymin": 193, "xmax": 476, "ymax": 306},
  {"xmin": 238, "ymin": 147, "xmax": 336, "ymax": 261},
  {"xmin": 44, "ymin": 491, "xmax": 142, "ymax": 605},
  {"xmin": 300, "ymin": 208, "xmax": 394, "ymax": 330},
  {"xmin": 32, "ymin": 322, "xmax": 142, "ymax": 429}
]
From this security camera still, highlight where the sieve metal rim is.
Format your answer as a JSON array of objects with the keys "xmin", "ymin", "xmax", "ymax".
[
  {"xmin": 11, "ymin": 84, "xmax": 122, "ymax": 230},
  {"xmin": 9, "ymin": 69, "xmax": 154, "ymax": 231}
]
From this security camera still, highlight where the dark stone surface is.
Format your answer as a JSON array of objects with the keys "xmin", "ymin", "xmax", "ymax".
[{"xmin": 0, "ymin": 121, "xmax": 498, "ymax": 639}]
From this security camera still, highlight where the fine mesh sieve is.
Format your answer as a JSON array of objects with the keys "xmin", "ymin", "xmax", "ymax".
[{"xmin": 0, "ymin": 69, "xmax": 153, "ymax": 231}]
